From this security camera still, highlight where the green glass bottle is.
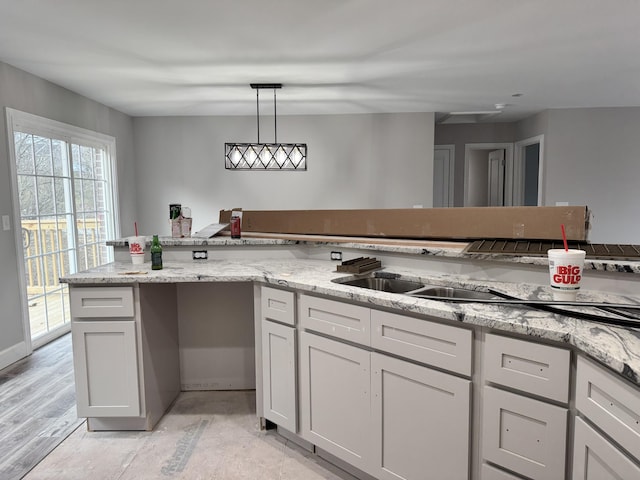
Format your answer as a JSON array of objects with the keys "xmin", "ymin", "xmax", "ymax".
[{"xmin": 151, "ymin": 234, "xmax": 163, "ymax": 270}]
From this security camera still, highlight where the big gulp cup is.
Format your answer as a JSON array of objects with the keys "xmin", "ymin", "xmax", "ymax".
[
  {"xmin": 547, "ymin": 249, "xmax": 586, "ymax": 301},
  {"xmin": 128, "ymin": 236, "xmax": 146, "ymax": 264}
]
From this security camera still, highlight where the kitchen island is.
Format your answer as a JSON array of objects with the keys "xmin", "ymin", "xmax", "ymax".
[{"xmin": 62, "ymin": 236, "xmax": 640, "ymax": 480}]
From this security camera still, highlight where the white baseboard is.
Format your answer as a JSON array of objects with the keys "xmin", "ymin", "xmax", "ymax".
[{"xmin": 0, "ymin": 340, "xmax": 28, "ymax": 371}]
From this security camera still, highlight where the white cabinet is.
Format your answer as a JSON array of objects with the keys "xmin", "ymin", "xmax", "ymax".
[
  {"xmin": 260, "ymin": 287, "xmax": 297, "ymax": 432},
  {"xmin": 70, "ymin": 284, "xmax": 180, "ymax": 431},
  {"xmin": 299, "ymin": 294, "xmax": 370, "ymax": 346},
  {"xmin": 262, "ymin": 317, "xmax": 297, "ymax": 432},
  {"xmin": 299, "ymin": 331, "xmax": 372, "ymax": 473},
  {"xmin": 484, "ymin": 333, "xmax": 570, "ymax": 403},
  {"xmin": 72, "ymin": 320, "xmax": 140, "ymax": 417},
  {"xmin": 371, "ymin": 309, "xmax": 472, "ymax": 376},
  {"xmin": 575, "ymin": 356, "xmax": 640, "ymax": 461},
  {"xmin": 371, "ymin": 352, "xmax": 471, "ymax": 480},
  {"xmin": 70, "ymin": 286, "xmax": 140, "ymax": 418},
  {"xmin": 572, "ymin": 417, "xmax": 640, "ymax": 479},
  {"xmin": 482, "ymin": 386, "xmax": 567, "ymax": 479}
]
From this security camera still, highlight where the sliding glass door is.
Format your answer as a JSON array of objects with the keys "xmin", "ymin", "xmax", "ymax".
[{"xmin": 7, "ymin": 110, "xmax": 119, "ymax": 348}]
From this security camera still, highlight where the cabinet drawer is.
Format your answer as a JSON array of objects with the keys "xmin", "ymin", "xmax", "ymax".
[
  {"xmin": 299, "ymin": 294, "xmax": 370, "ymax": 346},
  {"xmin": 484, "ymin": 333, "xmax": 570, "ymax": 403},
  {"xmin": 70, "ymin": 286, "xmax": 134, "ymax": 318},
  {"xmin": 261, "ymin": 286, "xmax": 295, "ymax": 326},
  {"xmin": 371, "ymin": 310, "xmax": 472, "ymax": 376},
  {"xmin": 572, "ymin": 417, "xmax": 640, "ymax": 480},
  {"xmin": 576, "ymin": 356, "xmax": 640, "ymax": 461},
  {"xmin": 482, "ymin": 386, "xmax": 567, "ymax": 480},
  {"xmin": 481, "ymin": 463, "xmax": 523, "ymax": 480}
]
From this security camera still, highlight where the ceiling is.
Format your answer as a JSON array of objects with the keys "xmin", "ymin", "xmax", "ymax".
[{"xmin": 1, "ymin": 0, "xmax": 639, "ymax": 121}]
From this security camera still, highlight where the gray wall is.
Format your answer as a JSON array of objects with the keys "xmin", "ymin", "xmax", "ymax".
[
  {"xmin": 0, "ymin": 62, "xmax": 135, "ymax": 362},
  {"xmin": 132, "ymin": 113, "xmax": 435, "ymax": 235},
  {"xmin": 544, "ymin": 108, "xmax": 640, "ymax": 244}
]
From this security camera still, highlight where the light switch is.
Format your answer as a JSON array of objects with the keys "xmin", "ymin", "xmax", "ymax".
[{"xmin": 2, "ymin": 215, "xmax": 10, "ymax": 231}]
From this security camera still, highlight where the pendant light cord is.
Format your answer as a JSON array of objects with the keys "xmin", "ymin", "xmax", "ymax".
[
  {"xmin": 274, "ymin": 88, "xmax": 277, "ymax": 144},
  {"xmin": 256, "ymin": 88, "xmax": 260, "ymax": 143}
]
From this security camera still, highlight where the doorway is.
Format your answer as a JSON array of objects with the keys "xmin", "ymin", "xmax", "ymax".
[
  {"xmin": 513, "ymin": 135, "xmax": 544, "ymax": 206},
  {"xmin": 433, "ymin": 145, "xmax": 455, "ymax": 207},
  {"xmin": 463, "ymin": 143, "xmax": 514, "ymax": 207}
]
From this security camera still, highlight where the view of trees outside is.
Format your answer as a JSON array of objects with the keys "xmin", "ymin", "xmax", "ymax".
[{"xmin": 14, "ymin": 131, "xmax": 115, "ymax": 339}]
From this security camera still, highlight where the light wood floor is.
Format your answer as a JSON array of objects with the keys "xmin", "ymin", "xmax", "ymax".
[{"xmin": 0, "ymin": 333, "xmax": 84, "ymax": 480}]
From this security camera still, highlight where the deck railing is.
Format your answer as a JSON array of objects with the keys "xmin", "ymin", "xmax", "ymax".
[{"xmin": 22, "ymin": 219, "xmax": 100, "ymax": 295}]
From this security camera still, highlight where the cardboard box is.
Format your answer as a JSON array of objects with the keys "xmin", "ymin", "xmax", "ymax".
[{"xmin": 219, "ymin": 206, "xmax": 589, "ymax": 241}]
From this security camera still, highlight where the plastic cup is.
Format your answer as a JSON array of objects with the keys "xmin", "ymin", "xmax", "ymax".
[
  {"xmin": 547, "ymin": 249, "xmax": 586, "ymax": 301},
  {"xmin": 128, "ymin": 236, "xmax": 146, "ymax": 265}
]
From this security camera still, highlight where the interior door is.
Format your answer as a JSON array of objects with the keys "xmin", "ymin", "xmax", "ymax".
[
  {"xmin": 488, "ymin": 149, "xmax": 505, "ymax": 206},
  {"xmin": 433, "ymin": 146, "xmax": 454, "ymax": 207}
]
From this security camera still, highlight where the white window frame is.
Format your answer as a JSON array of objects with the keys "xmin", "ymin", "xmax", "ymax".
[{"xmin": 5, "ymin": 108, "xmax": 120, "ymax": 351}]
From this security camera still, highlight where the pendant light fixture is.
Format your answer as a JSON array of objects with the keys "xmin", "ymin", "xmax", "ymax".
[{"xmin": 225, "ymin": 83, "xmax": 307, "ymax": 170}]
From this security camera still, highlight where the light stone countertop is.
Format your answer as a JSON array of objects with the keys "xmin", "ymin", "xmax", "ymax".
[
  {"xmin": 107, "ymin": 235, "xmax": 640, "ymax": 274},
  {"xmin": 61, "ymin": 257, "xmax": 640, "ymax": 387}
]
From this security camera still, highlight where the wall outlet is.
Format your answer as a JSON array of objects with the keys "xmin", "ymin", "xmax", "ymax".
[
  {"xmin": 192, "ymin": 250, "xmax": 208, "ymax": 260},
  {"xmin": 331, "ymin": 251, "xmax": 342, "ymax": 261},
  {"xmin": 2, "ymin": 215, "xmax": 9, "ymax": 231}
]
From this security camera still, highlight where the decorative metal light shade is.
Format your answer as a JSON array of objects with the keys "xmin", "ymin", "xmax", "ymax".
[
  {"xmin": 225, "ymin": 83, "xmax": 307, "ymax": 171},
  {"xmin": 225, "ymin": 143, "xmax": 307, "ymax": 170}
]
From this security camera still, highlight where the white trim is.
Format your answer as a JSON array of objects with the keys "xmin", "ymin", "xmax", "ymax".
[
  {"xmin": 513, "ymin": 134, "xmax": 545, "ymax": 206},
  {"xmin": 463, "ymin": 142, "xmax": 514, "ymax": 207},
  {"xmin": 434, "ymin": 144, "xmax": 455, "ymax": 207},
  {"xmin": 0, "ymin": 341, "xmax": 28, "ymax": 371},
  {"xmin": 4, "ymin": 108, "xmax": 120, "ymax": 354}
]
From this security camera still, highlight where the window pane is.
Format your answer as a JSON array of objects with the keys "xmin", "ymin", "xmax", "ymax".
[
  {"xmin": 18, "ymin": 175, "xmax": 37, "ymax": 216},
  {"xmin": 54, "ymin": 177, "xmax": 72, "ymax": 215},
  {"xmin": 15, "ymin": 132, "xmax": 35, "ymax": 174},
  {"xmin": 52, "ymin": 139, "xmax": 67, "ymax": 176},
  {"xmin": 79, "ymin": 146, "xmax": 95, "ymax": 178},
  {"xmin": 37, "ymin": 177, "xmax": 55, "ymax": 215},
  {"xmin": 74, "ymin": 178, "xmax": 84, "ymax": 213},
  {"xmin": 34, "ymin": 136, "xmax": 53, "ymax": 175},
  {"xmin": 82, "ymin": 180, "xmax": 96, "ymax": 211}
]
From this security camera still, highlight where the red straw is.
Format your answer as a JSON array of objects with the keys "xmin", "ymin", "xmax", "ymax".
[
  {"xmin": 561, "ymin": 224, "xmax": 568, "ymax": 251},
  {"xmin": 134, "ymin": 222, "xmax": 138, "ymax": 237}
]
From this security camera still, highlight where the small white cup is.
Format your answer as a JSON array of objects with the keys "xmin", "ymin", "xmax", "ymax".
[
  {"xmin": 548, "ymin": 249, "xmax": 586, "ymax": 301},
  {"xmin": 128, "ymin": 236, "xmax": 146, "ymax": 265}
]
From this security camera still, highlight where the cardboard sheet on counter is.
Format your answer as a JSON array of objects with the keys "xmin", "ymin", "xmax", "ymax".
[{"xmin": 219, "ymin": 206, "xmax": 589, "ymax": 241}]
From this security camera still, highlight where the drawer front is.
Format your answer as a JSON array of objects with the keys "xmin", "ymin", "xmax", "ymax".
[
  {"xmin": 70, "ymin": 286, "xmax": 134, "ymax": 318},
  {"xmin": 371, "ymin": 309, "xmax": 472, "ymax": 376},
  {"xmin": 481, "ymin": 463, "xmax": 523, "ymax": 480},
  {"xmin": 482, "ymin": 386, "xmax": 567, "ymax": 480},
  {"xmin": 576, "ymin": 356, "xmax": 640, "ymax": 461},
  {"xmin": 261, "ymin": 286, "xmax": 296, "ymax": 326},
  {"xmin": 484, "ymin": 333, "xmax": 570, "ymax": 403},
  {"xmin": 299, "ymin": 294, "xmax": 370, "ymax": 346},
  {"xmin": 572, "ymin": 417, "xmax": 640, "ymax": 480}
]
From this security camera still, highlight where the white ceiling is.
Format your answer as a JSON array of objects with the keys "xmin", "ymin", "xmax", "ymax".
[{"xmin": 1, "ymin": 0, "xmax": 639, "ymax": 121}]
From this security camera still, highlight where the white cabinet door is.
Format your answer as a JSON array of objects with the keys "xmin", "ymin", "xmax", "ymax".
[
  {"xmin": 299, "ymin": 332, "xmax": 372, "ymax": 473},
  {"xmin": 482, "ymin": 386, "xmax": 567, "ymax": 480},
  {"xmin": 573, "ymin": 417, "xmax": 640, "ymax": 480},
  {"xmin": 371, "ymin": 352, "xmax": 471, "ymax": 480},
  {"xmin": 262, "ymin": 319, "xmax": 297, "ymax": 432},
  {"xmin": 72, "ymin": 320, "xmax": 140, "ymax": 417}
]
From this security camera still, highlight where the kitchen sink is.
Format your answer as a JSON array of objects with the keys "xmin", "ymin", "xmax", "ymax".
[
  {"xmin": 336, "ymin": 277, "xmax": 425, "ymax": 294},
  {"xmin": 334, "ymin": 273, "xmax": 501, "ymax": 300},
  {"xmin": 412, "ymin": 286, "xmax": 501, "ymax": 300}
]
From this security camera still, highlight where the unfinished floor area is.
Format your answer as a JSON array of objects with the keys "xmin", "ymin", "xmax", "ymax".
[{"xmin": 24, "ymin": 390, "xmax": 355, "ymax": 480}]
